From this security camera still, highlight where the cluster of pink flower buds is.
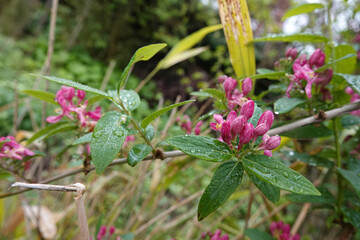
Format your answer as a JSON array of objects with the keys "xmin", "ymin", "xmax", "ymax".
[
  {"xmin": 210, "ymin": 100, "xmax": 280, "ymax": 156},
  {"xmin": 285, "ymin": 48, "xmax": 333, "ymax": 100},
  {"xmin": 176, "ymin": 115, "xmax": 203, "ymax": 135},
  {"xmin": 47, "ymin": 86, "xmax": 102, "ymax": 131},
  {"xmin": 345, "ymin": 87, "xmax": 360, "ymax": 116},
  {"xmin": 201, "ymin": 229, "xmax": 229, "ymax": 240},
  {"xmin": 0, "ymin": 136, "xmax": 34, "ymax": 161},
  {"xmin": 218, "ymin": 75, "xmax": 253, "ymax": 110},
  {"xmin": 270, "ymin": 221, "xmax": 300, "ymax": 240},
  {"xmin": 94, "ymin": 225, "xmax": 121, "ymax": 240}
]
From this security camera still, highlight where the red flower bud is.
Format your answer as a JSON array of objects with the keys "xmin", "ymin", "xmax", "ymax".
[
  {"xmin": 242, "ymin": 77, "xmax": 253, "ymax": 96},
  {"xmin": 230, "ymin": 115, "xmax": 246, "ymax": 139},
  {"xmin": 220, "ymin": 122, "xmax": 231, "ymax": 145},
  {"xmin": 238, "ymin": 123, "xmax": 254, "ymax": 150},
  {"xmin": 240, "ymin": 100, "xmax": 255, "ymax": 120}
]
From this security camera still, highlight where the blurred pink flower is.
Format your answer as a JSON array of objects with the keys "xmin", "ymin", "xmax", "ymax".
[
  {"xmin": 0, "ymin": 136, "xmax": 34, "ymax": 161},
  {"xmin": 270, "ymin": 221, "xmax": 300, "ymax": 240},
  {"xmin": 345, "ymin": 86, "xmax": 360, "ymax": 116}
]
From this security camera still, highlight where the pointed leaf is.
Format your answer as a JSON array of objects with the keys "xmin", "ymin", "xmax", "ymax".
[
  {"xmin": 282, "ymin": 3, "xmax": 325, "ymax": 21},
  {"xmin": 336, "ymin": 73, "xmax": 360, "ymax": 94},
  {"xmin": 198, "ymin": 161, "xmax": 244, "ymax": 220},
  {"xmin": 248, "ymin": 171, "xmax": 280, "ymax": 203},
  {"xmin": 338, "ymin": 167, "xmax": 360, "ymax": 196},
  {"xmin": 286, "ymin": 187, "xmax": 336, "ymax": 204},
  {"xmin": 280, "ymin": 123, "xmax": 333, "ymax": 138},
  {"xmin": 249, "ymin": 71, "xmax": 286, "ymax": 80},
  {"xmin": 127, "ymin": 144, "xmax": 152, "ymax": 167},
  {"xmin": 39, "ymin": 125, "xmax": 77, "ymax": 141},
  {"xmin": 218, "ymin": 0, "xmax": 255, "ymax": 76},
  {"xmin": 87, "ymin": 95, "xmax": 106, "ymax": 106},
  {"xmin": 22, "ymin": 90, "xmax": 57, "ymax": 105},
  {"xmin": 316, "ymin": 53, "xmax": 357, "ymax": 73},
  {"xmin": 26, "ymin": 122, "xmax": 69, "ymax": 145},
  {"xmin": 72, "ymin": 133, "xmax": 92, "ymax": 145},
  {"xmin": 161, "ymin": 47, "xmax": 209, "ymax": 69},
  {"xmin": 166, "ymin": 135, "xmax": 233, "ymax": 162},
  {"xmin": 118, "ymin": 43, "xmax": 167, "ymax": 88},
  {"xmin": 249, "ymin": 103, "xmax": 263, "ymax": 126},
  {"xmin": 254, "ymin": 34, "xmax": 328, "ymax": 43},
  {"xmin": 274, "ymin": 97, "xmax": 305, "ymax": 114},
  {"xmin": 91, "ymin": 112, "xmax": 129, "ymax": 174},
  {"xmin": 325, "ymin": 45, "xmax": 357, "ymax": 74},
  {"xmin": 243, "ymin": 154, "xmax": 320, "ymax": 195},
  {"xmin": 31, "ymin": 75, "xmax": 109, "ymax": 98},
  {"xmin": 119, "ymin": 90, "xmax": 141, "ymax": 112},
  {"xmin": 282, "ymin": 150, "xmax": 333, "ymax": 168},
  {"xmin": 140, "ymin": 100, "xmax": 195, "ymax": 128}
]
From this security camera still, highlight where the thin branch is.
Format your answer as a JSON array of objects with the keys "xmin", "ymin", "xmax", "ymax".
[
  {"xmin": 10, "ymin": 182, "xmax": 79, "ymax": 193},
  {"xmin": 2, "ymin": 101, "xmax": 360, "ymax": 199}
]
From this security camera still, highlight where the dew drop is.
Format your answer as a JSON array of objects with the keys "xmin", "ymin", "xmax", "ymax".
[
  {"xmin": 274, "ymin": 111, "xmax": 279, "ymax": 115},
  {"xmin": 113, "ymin": 128, "xmax": 124, "ymax": 137},
  {"xmin": 289, "ymin": 151, "xmax": 294, "ymax": 156},
  {"xmin": 283, "ymin": 172, "xmax": 289, "ymax": 178}
]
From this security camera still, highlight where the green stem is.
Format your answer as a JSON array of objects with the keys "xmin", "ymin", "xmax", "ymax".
[
  {"xmin": 117, "ymin": 99, "xmax": 157, "ymax": 154},
  {"xmin": 333, "ymin": 118, "xmax": 343, "ymax": 211}
]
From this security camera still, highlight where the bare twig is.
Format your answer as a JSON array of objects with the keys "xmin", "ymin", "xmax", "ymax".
[
  {"xmin": 291, "ymin": 203, "xmax": 311, "ymax": 235},
  {"xmin": 10, "ymin": 182, "xmax": 79, "ymax": 192}
]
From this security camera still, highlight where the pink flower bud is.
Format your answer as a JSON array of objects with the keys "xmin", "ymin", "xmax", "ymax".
[
  {"xmin": 201, "ymin": 232, "xmax": 207, "ymax": 239},
  {"xmin": 218, "ymin": 75, "xmax": 228, "ymax": 83},
  {"xmin": 254, "ymin": 123, "xmax": 270, "ymax": 138},
  {"xmin": 223, "ymin": 77, "xmax": 237, "ymax": 98},
  {"xmin": 280, "ymin": 233, "xmax": 290, "ymax": 240},
  {"xmin": 263, "ymin": 149, "xmax": 272, "ymax": 157},
  {"xmin": 277, "ymin": 221, "xmax": 284, "ymax": 229},
  {"xmin": 265, "ymin": 135, "xmax": 281, "ymax": 150},
  {"xmin": 240, "ymin": 100, "xmax": 255, "ymax": 120},
  {"xmin": 309, "ymin": 49, "xmax": 325, "ymax": 69},
  {"xmin": 294, "ymin": 54, "xmax": 307, "ymax": 66},
  {"xmin": 257, "ymin": 110, "xmax": 274, "ymax": 128},
  {"xmin": 219, "ymin": 235, "xmax": 229, "ymax": 240},
  {"xmin": 345, "ymin": 86, "xmax": 354, "ymax": 95},
  {"xmin": 109, "ymin": 226, "xmax": 115, "ymax": 235},
  {"xmin": 226, "ymin": 111, "xmax": 237, "ymax": 124},
  {"xmin": 285, "ymin": 48, "xmax": 298, "ymax": 59},
  {"xmin": 270, "ymin": 222, "xmax": 278, "ymax": 235},
  {"xmin": 230, "ymin": 115, "xmax": 246, "ymax": 139},
  {"xmin": 282, "ymin": 224, "xmax": 290, "ymax": 234},
  {"xmin": 292, "ymin": 234, "xmax": 301, "ymax": 240},
  {"xmin": 242, "ymin": 77, "xmax": 253, "ymax": 96},
  {"xmin": 57, "ymin": 86, "xmax": 75, "ymax": 101},
  {"xmin": 77, "ymin": 89, "xmax": 86, "ymax": 102},
  {"xmin": 220, "ymin": 122, "xmax": 231, "ymax": 145},
  {"xmin": 238, "ymin": 123, "xmax": 254, "ymax": 150},
  {"xmin": 213, "ymin": 114, "xmax": 224, "ymax": 124}
]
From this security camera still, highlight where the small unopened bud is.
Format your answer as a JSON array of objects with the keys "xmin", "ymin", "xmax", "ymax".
[
  {"xmin": 220, "ymin": 122, "xmax": 231, "ymax": 145},
  {"xmin": 230, "ymin": 115, "xmax": 246, "ymax": 139},
  {"xmin": 77, "ymin": 90, "xmax": 86, "ymax": 101},
  {"xmin": 257, "ymin": 110, "xmax": 274, "ymax": 128},
  {"xmin": 242, "ymin": 77, "xmax": 253, "ymax": 96},
  {"xmin": 223, "ymin": 77, "xmax": 237, "ymax": 98},
  {"xmin": 309, "ymin": 49, "xmax": 325, "ymax": 68},
  {"xmin": 240, "ymin": 100, "xmax": 255, "ymax": 120},
  {"xmin": 218, "ymin": 75, "xmax": 228, "ymax": 83},
  {"xmin": 238, "ymin": 123, "xmax": 254, "ymax": 150},
  {"xmin": 265, "ymin": 135, "xmax": 281, "ymax": 150},
  {"xmin": 254, "ymin": 123, "xmax": 270, "ymax": 138},
  {"xmin": 285, "ymin": 48, "xmax": 298, "ymax": 59},
  {"xmin": 109, "ymin": 226, "xmax": 115, "ymax": 235},
  {"xmin": 345, "ymin": 86, "xmax": 354, "ymax": 95}
]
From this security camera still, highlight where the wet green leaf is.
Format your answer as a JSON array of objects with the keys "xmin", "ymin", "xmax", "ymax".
[
  {"xmin": 249, "ymin": 71, "xmax": 286, "ymax": 80},
  {"xmin": 27, "ymin": 122, "xmax": 72, "ymax": 145},
  {"xmin": 316, "ymin": 53, "xmax": 357, "ymax": 73},
  {"xmin": 243, "ymin": 154, "xmax": 320, "ymax": 195},
  {"xmin": 342, "ymin": 207, "xmax": 360, "ymax": 229},
  {"xmin": 274, "ymin": 97, "xmax": 305, "ymax": 114},
  {"xmin": 119, "ymin": 90, "xmax": 141, "ymax": 112},
  {"xmin": 245, "ymin": 229, "xmax": 275, "ymax": 240},
  {"xmin": 166, "ymin": 135, "xmax": 233, "ymax": 162},
  {"xmin": 249, "ymin": 103, "xmax": 263, "ymax": 126},
  {"xmin": 286, "ymin": 187, "xmax": 336, "ymax": 204},
  {"xmin": 73, "ymin": 133, "xmax": 93, "ymax": 145},
  {"xmin": 282, "ymin": 150, "xmax": 333, "ymax": 168},
  {"xmin": 325, "ymin": 45, "xmax": 357, "ymax": 74},
  {"xmin": 336, "ymin": 73, "xmax": 360, "ymax": 94},
  {"xmin": 198, "ymin": 161, "xmax": 244, "ymax": 220},
  {"xmin": 127, "ymin": 144, "xmax": 152, "ymax": 167},
  {"xmin": 141, "ymin": 100, "xmax": 195, "ymax": 128},
  {"xmin": 91, "ymin": 112, "xmax": 129, "ymax": 174},
  {"xmin": 248, "ymin": 171, "xmax": 280, "ymax": 203},
  {"xmin": 341, "ymin": 115, "xmax": 360, "ymax": 128},
  {"xmin": 280, "ymin": 123, "xmax": 333, "ymax": 138}
]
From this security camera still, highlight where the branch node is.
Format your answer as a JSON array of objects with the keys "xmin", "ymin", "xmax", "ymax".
[
  {"xmin": 72, "ymin": 183, "xmax": 86, "ymax": 199},
  {"xmin": 314, "ymin": 110, "xmax": 327, "ymax": 120}
]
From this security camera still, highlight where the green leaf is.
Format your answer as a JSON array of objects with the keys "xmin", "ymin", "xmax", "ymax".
[
  {"xmin": 286, "ymin": 187, "xmax": 336, "ymax": 204},
  {"xmin": 91, "ymin": 112, "xmax": 129, "ymax": 174},
  {"xmin": 253, "ymin": 34, "xmax": 328, "ymax": 43},
  {"xmin": 38, "ymin": 125, "xmax": 77, "ymax": 141},
  {"xmin": 218, "ymin": 1, "xmax": 255, "ymax": 76},
  {"xmin": 342, "ymin": 207, "xmax": 360, "ymax": 229},
  {"xmin": 26, "ymin": 122, "xmax": 69, "ymax": 145},
  {"xmin": 160, "ymin": 25, "xmax": 222, "ymax": 67},
  {"xmin": 249, "ymin": 71, "xmax": 286, "ymax": 80},
  {"xmin": 338, "ymin": 167, "xmax": 360, "ymax": 196},
  {"xmin": 245, "ymin": 229, "xmax": 275, "ymax": 240},
  {"xmin": 274, "ymin": 97, "xmax": 305, "ymax": 114},
  {"xmin": 22, "ymin": 90, "xmax": 57, "ymax": 105},
  {"xmin": 161, "ymin": 47, "xmax": 208, "ymax": 69},
  {"xmin": 243, "ymin": 154, "xmax": 320, "ymax": 195},
  {"xmin": 325, "ymin": 45, "xmax": 357, "ymax": 74},
  {"xmin": 144, "ymin": 124, "xmax": 155, "ymax": 141},
  {"xmin": 31, "ymin": 75, "xmax": 109, "ymax": 98},
  {"xmin": 87, "ymin": 95, "xmax": 106, "ymax": 106},
  {"xmin": 249, "ymin": 103, "xmax": 263, "ymax": 126},
  {"xmin": 201, "ymin": 88, "xmax": 225, "ymax": 100},
  {"xmin": 141, "ymin": 100, "xmax": 195, "ymax": 128},
  {"xmin": 282, "ymin": 150, "xmax": 333, "ymax": 168},
  {"xmin": 341, "ymin": 115, "xmax": 360, "ymax": 128},
  {"xmin": 119, "ymin": 90, "xmax": 141, "ymax": 112},
  {"xmin": 118, "ymin": 43, "xmax": 167, "ymax": 89},
  {"xmin": 166, "ymin": 135, "xmax": 233, "ymax": 162},
  {"xmin": 73, "ymin": 133, "xmax": 92, "ymax": 145},
  {"xmin": 316, "ymin": 53, "xmax": 357, "ymax": 73},
  {"xmin": 256, "ymin": 68, "xmax": 275, "ymax": 74},
  {"xmin": 336, "ymin": 73, "xmax": 360, "ymax": 94},
  {"xmin": 198, "ymin": 161, "xmax": 244, "ymax": 220},
  {"xmin": 280, "ymin": 123, "xmax": 333, "ymax": 138},
  {"xmin": 127, "ymin": 144, "xmax": 152, "ymax": 167},
  {"xmin": 248, "ymin": 171, "xmax": 280, "ymax": 203},
  {"xmin": 282, "ymin": 3, "xmax": 325, "ymax": 21}
]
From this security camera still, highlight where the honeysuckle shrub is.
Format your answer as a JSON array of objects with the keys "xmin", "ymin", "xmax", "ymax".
[{"xmin": 1, "ymin": 1, "xmax": 360, "ymax": 239}]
